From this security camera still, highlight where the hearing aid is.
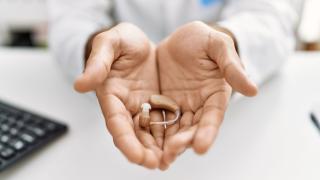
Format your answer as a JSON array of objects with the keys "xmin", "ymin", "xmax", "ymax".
[
  {"xmin": 139, "ymin": 95, "xmax": 181, "ymax": 128},
  {"xmin": 139, "ymin": 103, "xmax": 152, "ymax": 128}
]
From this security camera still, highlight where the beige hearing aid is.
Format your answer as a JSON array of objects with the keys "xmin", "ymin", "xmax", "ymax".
[
  {"xmin": 139, "ymin": 103, "xmax": 151, "ymax": 128},
  {"xmin": 139, "ymin": 95, "xmax": 181, "ymax": 128}
]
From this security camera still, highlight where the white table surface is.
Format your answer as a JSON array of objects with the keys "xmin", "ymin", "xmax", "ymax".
[{"xmin": 0, "ymin": 48, "xmax": 320, "ymax": 180}]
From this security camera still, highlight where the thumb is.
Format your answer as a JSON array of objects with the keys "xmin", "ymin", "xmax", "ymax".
[
  {"xmin": 207, "ymin": 35, "xmax": 258, "ymax": 97},
  {"xmin": 74, "ymin": 33, "xmax": 118, "ymax": 93}
]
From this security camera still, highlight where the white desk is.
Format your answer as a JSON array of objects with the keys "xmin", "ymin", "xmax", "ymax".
[{"xmin": 0, "ymin": 48, "xmax": 320, "ymax": 180}]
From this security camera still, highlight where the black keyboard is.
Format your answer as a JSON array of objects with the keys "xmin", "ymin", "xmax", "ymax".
[{"xmin": 0, "ymin": 100, "xmax": 67, "ymax": 172}]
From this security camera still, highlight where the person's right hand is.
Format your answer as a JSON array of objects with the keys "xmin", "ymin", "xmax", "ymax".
[{"xmin": 74, "ymin": 23, "xmax": 164, "ymax": 169}]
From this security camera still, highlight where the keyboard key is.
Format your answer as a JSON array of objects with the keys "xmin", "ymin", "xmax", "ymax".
[
  {"xmin": 44, "ymin": 122, "xmax": 58, "ymax": 132},
  {"xmin": 9, "ymin": 128, "xmax": 19, "ymax": 136},
  {"xmin": 7, "ymin": 117, "xmax": 16, "ymax": 125},
  {"xmin": 20, "ymin": 133, "xmax": 35, "ymax": 144},
  {"xmin": 0, "ymin": 148, "xmax": 15, "ymax": 159},
  {"xmin": 21, "ymin": 113, "xmax": 32, "ymax": 121},
  {"xmin": 9, "ymin": 139, "xmax": 25, "ymax": 151},
  {"xmin": 26, "ymin": 126, "xmax": 46, "ymax": 138},
  {"xmin": 32, "ymin": 117, "xmax": 43, "ymax": 124},
  {"xmin": 0, "ymin": 143, "xmax": 4, "ymax": 151},
  {"xmin": 0, "ymin": 124, "xmax": 10, "ymax": 132},
  {"xmin": 0, "ymin": 115, "xmax": 6, "ymax": 123},
  {"xmin": 15, "ymin": 120, "xmax": 25, "ymax": 129},
  {"xmin": 0, "ymin": 114, "xmax": 8, "ymax": 121},
  {"xmin": 0, "ymin": 134, "xmax": 10, "ymax": 144}
]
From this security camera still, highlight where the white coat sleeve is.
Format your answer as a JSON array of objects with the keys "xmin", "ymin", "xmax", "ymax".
[
  {"xmin": 48, "ymin": 0, "xmax": 113, "ymax": 82},
  {"xmin": 218, "ymin": 0, "xmax": 303, "ymax": 86}
]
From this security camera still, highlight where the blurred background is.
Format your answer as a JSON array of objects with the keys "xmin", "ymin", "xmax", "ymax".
[
  {"xmin": 0, "ymin": 0, "xmax": 319, "ymax": 50},
  {"xmin": 0, "ymin": 0, "xmax": 47, "ymax": 48}
]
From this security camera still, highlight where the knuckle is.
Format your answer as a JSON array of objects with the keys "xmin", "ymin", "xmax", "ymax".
[
  {"xmin": 214, "ymin": 35, "xmax": 228, "ymax": 48},
  {"xmin": 93, "ymin": 31, "xmax": 118, "ymax": 46},
  {"xmin": 178, "ymin": 21, "xmax": 208, "ymax": 34},
  {"xmin": 222, "ymin": 61, "xmax": 234, "ymax": 75},
  {"xmin": 93, "ymin": 33, "xmax": 107, "ymax": 43},
  {"xmin": 210, "ymin": 32, "xmax": 233, "ymax": 50},
  {"xmin": 189, "ymin": 20, "xmax": 206, "ymax": 28},
  {"xmin": 106, "ymin": 113, "xmax": 124, "ymax": 127},
  {"xmin": 218, "ymin": 34, "xmax": 234, "ymax": 48},
  {"xmin": 114, "ymin": 23, "xmax": 152, "ymax": 60},
  {"xmin": 221, "ymin": 34, "xmax": 234, "ymax": 45}
]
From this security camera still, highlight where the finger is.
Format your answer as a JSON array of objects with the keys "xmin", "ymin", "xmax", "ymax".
[
  {"xmin": 159, "ymin": 111, "xmax": 180, "ymax": 168},
  {"xmin": 192, "ymin": 108, "xmax": 203, "ymax": 125},
  {"xmin": 207, "ymin": 33, "xmax": 258, "ymax": 96},
  {"xmin": 179, "ymin": 111, "xmax": 193, "ymax": 130},
  {"xmin": 74, "ymin": 31, "xmax": 119, "ymax": 93},
  {"xmin": 162, "ymin": 113, "xmax": 194, "ymax": 166},
  {"xmin": 163, "ymin": 125, "xmax": 197, "ymax": 165},
  {"xmin": 164, "ymin": 111, "xmax": 180, "ymax": 138},
  {"xmin": 133, "ymin": 115, "xmax": 162, "ymax": 169},
  {"xmin": 150, "ymin": 110, "xmax": 165, "ymax": 148},
  {"xmin": 192, "ymin": 92, "xmax": 228, "ymax": 154},
  {"xmin": 98, "ymin": 94, "xmax": 146, "ymax": 165},
  {"xmin": 165, "ymin": 112, "xmax": 194, "ymax": 161}
]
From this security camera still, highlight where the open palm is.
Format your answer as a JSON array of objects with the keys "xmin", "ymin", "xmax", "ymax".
[
  {"xmin": 157, "ymin": 22, "xmax": 257, "ymax": 166},
  {"xmin": 74, "ymin": 23, "xmax": 164, "ymax": 169}
]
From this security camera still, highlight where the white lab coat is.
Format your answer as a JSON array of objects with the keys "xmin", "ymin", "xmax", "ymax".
[{"xmin": 48, "ymin": 0, "xmax": 303, "ymax": 87}]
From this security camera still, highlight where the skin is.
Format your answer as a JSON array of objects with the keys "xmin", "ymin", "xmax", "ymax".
[
  {"xmin": 157, "ymin": 21, "xmax": 257, "ymax": 168},
  {"xmin": 74, "ymin": 21, "xmax": 258, "ymax": 170},
  {"xmin": 74, "ymin": 23, "xmax": 165, "ymax": 169}
]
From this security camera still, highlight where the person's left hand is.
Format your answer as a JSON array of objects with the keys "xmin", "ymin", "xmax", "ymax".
[
  {"xmin": 156, "ymin": 21, "xmax": 258, "ymax": 169},
  {"xmin": 74, "ymin": 23, "xmax": 165, "ymax": 169}
]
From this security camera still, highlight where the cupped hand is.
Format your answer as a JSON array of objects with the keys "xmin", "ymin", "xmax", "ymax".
[
  {"xmin": 74, "ymin": 23, "xmax": 165, "ymax": 169},
  {"xmin": 157, "ymin": 21, "xmax": 258, "ymax": 167}
]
